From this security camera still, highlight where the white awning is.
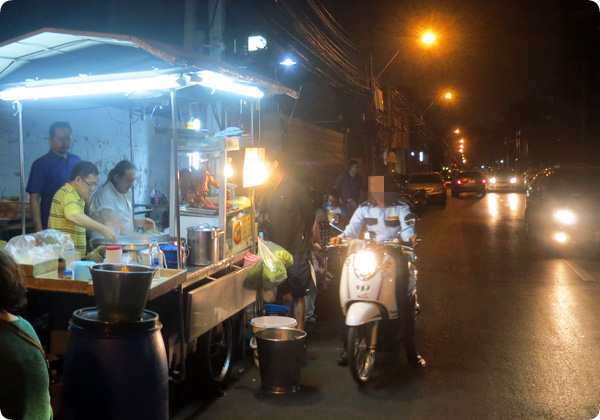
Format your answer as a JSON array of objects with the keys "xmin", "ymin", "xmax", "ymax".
[{"xmin": 0, "ymin": 27, "xmax": 299, "ymax": 99}]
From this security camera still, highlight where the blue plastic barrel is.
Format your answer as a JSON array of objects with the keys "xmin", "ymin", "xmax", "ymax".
[
  {"xmin": 160, "ymin": 244, "xmax": 178, "ymax": 268},
  {"xmin": 63, "ymin": 308, "xmax": 169, "ymax": 420}
]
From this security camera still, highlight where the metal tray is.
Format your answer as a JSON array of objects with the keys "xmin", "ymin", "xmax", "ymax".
[{"xmin": 90, "ymin": 235, "xmax": 176, "ymax": 252}]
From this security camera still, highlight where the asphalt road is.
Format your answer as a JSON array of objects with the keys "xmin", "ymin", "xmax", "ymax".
[{"xmin": 179, "ymin": 191, "xmax": 600, "ymax": 420}]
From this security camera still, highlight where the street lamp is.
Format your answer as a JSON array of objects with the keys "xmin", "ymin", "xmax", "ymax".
[
  {"xmin": 275, "ymin": 56, "xmax": 297, "ymax": 82},
  {"xmin": 422, "ymin": 32, "xmax": 436, "ymax": 45},
  {"xmin": 374, "ymin": 31, "xmax": 438, "ymax": 81},
  {"xmin": 422, "ymin": 90, "xmax": 454, "ymax": 116}
]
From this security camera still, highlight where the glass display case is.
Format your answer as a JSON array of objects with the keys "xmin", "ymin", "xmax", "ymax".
[{"xmin": 172, "ymin": 132, "xmax": 256, "ymax": 263}]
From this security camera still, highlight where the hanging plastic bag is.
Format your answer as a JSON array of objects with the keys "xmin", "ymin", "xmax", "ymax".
[
  {"xmin": 257, "ymin": 238, "xmax": 287, "ymax": 289},
  {"xmin": 263, "ymin": 241, "xmax": 294, "ymax": 268},
  {"xmin": 242, "ymin": 252, "xmax": 263, "ymax": 291}
]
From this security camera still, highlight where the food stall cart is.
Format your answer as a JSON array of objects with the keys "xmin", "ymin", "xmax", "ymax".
[{"xmin": 0, "ymin": 28, "xmax": 299, "ymax": 395}]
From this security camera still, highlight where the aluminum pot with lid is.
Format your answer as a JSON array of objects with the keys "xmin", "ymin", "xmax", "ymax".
[{"xmin": 187, "ymin": 224, "xmax": 224, "ymax": 266}]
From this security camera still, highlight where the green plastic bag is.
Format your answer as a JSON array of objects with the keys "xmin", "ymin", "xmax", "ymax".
[
  {"xmin": 264, "ymin": 240, "xmax": 294, "ymax": 268},
  {"xmin": 258, "ymin": 238, "xmax": 287, "ymax": 289}
]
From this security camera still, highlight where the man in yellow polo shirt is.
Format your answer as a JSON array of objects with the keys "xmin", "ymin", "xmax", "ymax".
[{"xmin": 49, "ymin": 161, "xmax": 117, "ymax": 256}]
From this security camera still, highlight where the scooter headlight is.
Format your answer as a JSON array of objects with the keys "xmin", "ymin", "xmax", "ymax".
[
  {"xmin": 554, "ymin": 209, "xmax": 575, "ymax": 225},
  {"xmin": 509, "ymin": 177, "xmax": 517, "ymax": 184},
  {"xmin": 353, "ymin": 250, "xmax": 377, "ymax": 279},
  {"xmin": 489, "ymin": 177, "xmax": 497, "ymax": 184}
]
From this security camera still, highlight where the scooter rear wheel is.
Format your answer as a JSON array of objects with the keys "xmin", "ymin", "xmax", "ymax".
[{"xmin": 347, "ymin": 324, "xmax": 376, "ymax": 384}]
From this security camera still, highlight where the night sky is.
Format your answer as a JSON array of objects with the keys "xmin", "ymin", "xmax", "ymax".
[{"xmin": 0, "ymin": 0, "xmax": 573, "ymax": 126}]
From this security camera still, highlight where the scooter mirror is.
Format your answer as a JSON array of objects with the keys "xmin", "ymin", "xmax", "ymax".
[{"xmin": 404, "ymin": 213, "xmax": 418, "ymax": 226}]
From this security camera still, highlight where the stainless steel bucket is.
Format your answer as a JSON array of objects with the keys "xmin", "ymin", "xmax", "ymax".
[
  {"xmin": 187, "ymin": 224, "xmax": 224, "ymax": 266},
  {"xmin": 90, "ymin": 264, "xmax": 155, "ymax": 322}
]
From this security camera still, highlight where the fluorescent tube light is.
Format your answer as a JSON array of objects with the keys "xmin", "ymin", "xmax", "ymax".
[
  {"xmin": 0, "ymin": 75, "xmax": 182, "ymax": 101},
  {"xmin": 194, "ymin": 71, "xmax": 264, "ymax": 99}
]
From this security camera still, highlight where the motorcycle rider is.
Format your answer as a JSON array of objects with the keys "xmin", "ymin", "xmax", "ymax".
[{"xmin": 330, "ymin": 174, "xmax": 426, "ymax": 367}]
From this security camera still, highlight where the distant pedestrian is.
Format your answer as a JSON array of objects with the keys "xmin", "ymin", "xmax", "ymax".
[
  {"xmin": 323, "ymin": 190, "xmax": 349, "ymax": 228},
  {"xmin": 334, "ymin": 160, "xmax": 363, "ymax": 216},
  {"xmin": 26, "ymin": 122, "xmax": 81, "ymax": 231}
]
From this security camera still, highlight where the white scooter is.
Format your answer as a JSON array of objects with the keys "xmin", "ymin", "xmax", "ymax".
[{"xmin": 335, "ymin": 214, "xmax": 419, "ymax": 384}]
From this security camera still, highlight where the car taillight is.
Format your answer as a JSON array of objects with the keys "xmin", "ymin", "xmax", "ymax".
[
  {"xmin": 481, "ymin": 179, "xmax": 486, "ymax": 183},
  {"xmin": 456, "ymin": 179, "xmax": 463, "ymax": 185}
]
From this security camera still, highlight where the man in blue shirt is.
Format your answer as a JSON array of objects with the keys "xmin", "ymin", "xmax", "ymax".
[{"xmin": 26, "ymin": 122, "xmax": 81, "ymax": 231}]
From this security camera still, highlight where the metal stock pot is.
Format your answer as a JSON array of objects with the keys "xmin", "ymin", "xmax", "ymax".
[{"xmin": 187, "ymin": 224, "xmax": 224, "ymax": 266}]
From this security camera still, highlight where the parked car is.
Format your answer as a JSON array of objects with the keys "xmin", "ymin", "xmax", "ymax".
[
  {"xmin": 524, "ymin": 166, "xmax": 600, "ymax": 253},
  {"xmin": 407, "ymin": 172, "xmax": 447, "ymax": 206},
  {"xmin": 450, "ymin": 170, "xmax": 487, "ymax": 197},
  {"xmin": 487, "ymin": 169, "xmax": 520, "ymax": 192},
  {"xmin": 386, "ymin": 173, "xmax": 429, "ymax": 215}
]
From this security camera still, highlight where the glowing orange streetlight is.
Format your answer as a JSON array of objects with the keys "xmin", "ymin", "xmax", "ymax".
[{"xmin": 422, "ymin": 32, "xmax": 436, "ymax": 45}]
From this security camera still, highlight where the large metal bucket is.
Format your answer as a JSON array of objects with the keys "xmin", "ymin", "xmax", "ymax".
[
  {"xmin": 90, "ymin": 264, "xmax": 155, "ymax": 322},
  {"xmin": 187, "ymin": 224, "xmax": 224, "ymax": 266},
  {"xmin": 256, "ymin": 328, "xmax": 306, "ymax": 394}
]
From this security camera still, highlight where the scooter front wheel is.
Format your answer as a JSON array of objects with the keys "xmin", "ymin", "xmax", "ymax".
[{"xmin": 347, "ymin": 323, "xmax": 376, "ymax": 384}]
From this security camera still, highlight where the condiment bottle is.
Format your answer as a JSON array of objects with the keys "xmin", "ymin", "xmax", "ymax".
[
  {"xmin": 57, "ymin": 257, "xmax": 66, "ymax": 279},
  {"xmin": 63, "ymin": 270, "xmax": 73, "ymax": 280},
  {"xmin": 105, "ymin": 245, "xmax": 123, "ymax": 264}
]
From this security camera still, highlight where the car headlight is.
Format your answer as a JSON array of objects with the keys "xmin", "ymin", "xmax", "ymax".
[
  {"xmin": 554, "ymin": 209, "xmax": 575, "ymax": 225},
  {"xmin": 554, "ymin": 232, "xmax": 568, "ymax": 243},
  {"xmin": 489, "ymin": 177, "xmax": 497, "ymax": 184},
  {"xmin": 353, "ymin": 250, "xmax": 377, "ymax": 279},
  {"xmin": 509, "ymin": 177, "xmax": 517, "ymax": 184}
]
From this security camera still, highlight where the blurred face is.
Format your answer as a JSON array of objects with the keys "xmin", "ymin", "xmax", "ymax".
[
  {"xmin": 349, "ymin": 164, "xmax": 359, "ymax": 177},
  {"xmin": 49, "ymin": 127, "xmax": 72, "ymax": 157},
  {"xmin": 328, "ymin": 195, "xmax": 339, "ymax": 207},
  {"xmin": 368, "ymin": 176, "xmax": 385, "ymax": 204},
  {"xmin": 74, "ymin": 174, "xmax": 99, "ymax": 201},
  {"xmin": 114, "ymin": 169, "xmax": 136, "ymax": 194}
]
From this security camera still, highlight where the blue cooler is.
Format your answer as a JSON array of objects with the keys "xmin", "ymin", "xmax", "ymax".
[{"xmin": 159, "ymin": 244, "xmax": 179, "ymax": 268}]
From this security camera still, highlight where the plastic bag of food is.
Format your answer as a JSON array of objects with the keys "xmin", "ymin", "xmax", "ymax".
[
  {"xmin": 264, "ymin": 240, "xmax": 294, "ymax": 268},
  {"xmin": 5, "ymin": 230, "xmax": 63, "ymax": 264},
  {"xmin": 242, "ymin": 252, "xmax": 263, "ymax": 291},
  {"xmin": 257, "ymin": 238, "xmax": 287, "ymax": 289},
  {"xmin": 33, "ymin": 229, "xmax": 70, "ymax": 246}
]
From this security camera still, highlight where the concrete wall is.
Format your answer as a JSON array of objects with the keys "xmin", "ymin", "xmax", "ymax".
[{"xmin": 0, "ymin": 101, "xmax": 171, "ymax": 205}]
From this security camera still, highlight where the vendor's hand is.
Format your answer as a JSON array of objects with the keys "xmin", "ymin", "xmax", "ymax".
[
  {"xmin": 142, "ymin": 218, "xmax": 156, "ymax": 230},
  {"xmin": 313, "ymin": 243, "xmax": 323, "ymax": 252},
  {"xmin": 410, "ymin": 235, "xmax": 420, "ymax": 248},
  {"xmin": 329, "ymin": 236, "xmax": 342, "ymax": 246},
  {"xmin": 102, "ymin": 227, "xmax": 118, "ymax": 244}
]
